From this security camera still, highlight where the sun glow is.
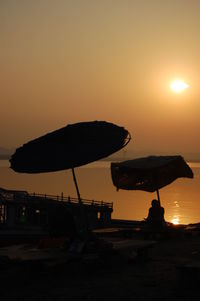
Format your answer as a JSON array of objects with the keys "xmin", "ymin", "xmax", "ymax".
[
  {"xmin": 170, "ymin": 79, "xmax": 189, "ymax": 93},
  {"xmin": 171, "ymin": 217, "xmax": 180, "ymax": 225}
]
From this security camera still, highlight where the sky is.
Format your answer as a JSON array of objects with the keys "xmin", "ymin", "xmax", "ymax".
[{"xmin": 1, "ymin": 0, "xmax": 200, "ymax": 158}]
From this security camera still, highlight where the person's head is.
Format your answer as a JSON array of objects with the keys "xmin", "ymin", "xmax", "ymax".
[{"xmin": 151, "ymin": 199, "xmax": 159, "ymax": 207}]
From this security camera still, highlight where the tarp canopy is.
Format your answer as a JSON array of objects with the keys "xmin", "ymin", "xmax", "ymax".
[{"xmin": 111, "ymin": 155, "xmax": 193, "ymax": 193}]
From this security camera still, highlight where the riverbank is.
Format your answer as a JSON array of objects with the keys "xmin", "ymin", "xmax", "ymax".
[{"xmin": 1, "ymin": 223, "xmax": 200, "ymax": 300}]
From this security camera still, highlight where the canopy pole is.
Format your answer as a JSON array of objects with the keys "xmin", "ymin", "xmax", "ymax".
[
  {"xmin": 71, "ymin": 167, "xmax": 81, "ymax": 203},
  {"xmin": 156, "ymin": 189, "xmax": 161, "ymax": 204}
]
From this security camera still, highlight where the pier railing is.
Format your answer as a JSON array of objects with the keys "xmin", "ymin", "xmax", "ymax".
[{"xmin": 29, "ymin": 193, "xmax": 113, "ymax": 209}]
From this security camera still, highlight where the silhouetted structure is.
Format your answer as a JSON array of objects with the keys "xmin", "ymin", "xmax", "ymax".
[{"xmin": 0, "ymin": 187, "xmax": 113, "ymax": 245}]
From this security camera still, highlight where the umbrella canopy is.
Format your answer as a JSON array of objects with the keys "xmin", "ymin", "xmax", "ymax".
[
  {"xmin": 10, "ymin": 120, "xmax": 131, "ymax": 201},
  {"xmin": 10, "ymin": 121, "xmax": 130, "ymax": 173},
  {"xmin": 111, "ymin": 155, "xmax": 193, "ymax": 201}
]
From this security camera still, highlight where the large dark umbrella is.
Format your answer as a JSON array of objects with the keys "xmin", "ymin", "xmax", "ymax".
[
  {"xmin": 10, "ymin": 120, "xmax": 131, "ymax": 201},
  {"xmin": 111, "ymin": 155, "xmax": 193, "ymax": 202}
]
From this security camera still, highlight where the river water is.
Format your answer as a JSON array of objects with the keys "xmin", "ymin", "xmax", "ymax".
[{"xmin": 0, "ymin": 160, "xmax": 200, "ymax": 225}]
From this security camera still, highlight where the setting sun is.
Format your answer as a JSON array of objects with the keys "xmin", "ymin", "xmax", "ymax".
[{"xmin": 170, "ymin": 79, "xmax": 189, "ymax": 93}]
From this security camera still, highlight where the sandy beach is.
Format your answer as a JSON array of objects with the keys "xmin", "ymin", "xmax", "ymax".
[{"xmin": 1, "ymin": 224, "xmax": 200, "ymax": 301}]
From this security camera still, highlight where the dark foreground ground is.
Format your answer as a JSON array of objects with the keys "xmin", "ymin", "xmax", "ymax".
[{"xmin": 1, "ymin": 224, "xmax": 200, "ymax": 301}]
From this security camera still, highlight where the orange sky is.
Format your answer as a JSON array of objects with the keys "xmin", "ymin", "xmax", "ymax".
[{"xmin": 1, "ymin": 0, "xmax": 200, "ymax": 157}]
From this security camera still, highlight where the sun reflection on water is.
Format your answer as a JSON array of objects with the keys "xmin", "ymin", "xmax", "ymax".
[
  {"xmin": 171, "ymin": 217, "xmax": 180, "ymax": 225},
  {"xmin": 174, "ymin": 200, "xmax": 179, "ymax": 208},
  {"xmin": 169, "ymin": 198, "xmax": 181, "ymax": 224}
]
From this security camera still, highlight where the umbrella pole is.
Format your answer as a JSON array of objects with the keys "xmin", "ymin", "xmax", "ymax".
[
  {"xmin": 71, "ymin": 167, "xmax": 81, "ymax": 203},
  {"xmin": 156, "ymin": 189, "xmax": 161, "ymax": 204},
  {"xmin": 71, "ymin": 167, "xmax": 88, "ymax": 234}
]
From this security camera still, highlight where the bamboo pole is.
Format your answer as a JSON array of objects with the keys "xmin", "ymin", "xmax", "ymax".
[
  {"xmin": 71, "ymin": 167, "xmax": 81, "ymax": 203},
  {"xmin": 71, "ymin": 167, "xmax": 88, "ymax": 232},
  {"xmin": 156, "ymin": 189, "xmax": 161, "ymax": 204}
]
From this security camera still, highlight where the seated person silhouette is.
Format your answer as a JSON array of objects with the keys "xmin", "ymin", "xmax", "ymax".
[{"xmin": 146, "ymin": 199, "xmax": 165, "ymax": 227}]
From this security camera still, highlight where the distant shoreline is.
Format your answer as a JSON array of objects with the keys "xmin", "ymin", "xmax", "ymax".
[
  {"xmin": 0, "ymin": 156, "xmax": 200, "ymax": 163},
  {"xmin": 101, "ymin": 157, "xmax": 200, "ymax": 163}
]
